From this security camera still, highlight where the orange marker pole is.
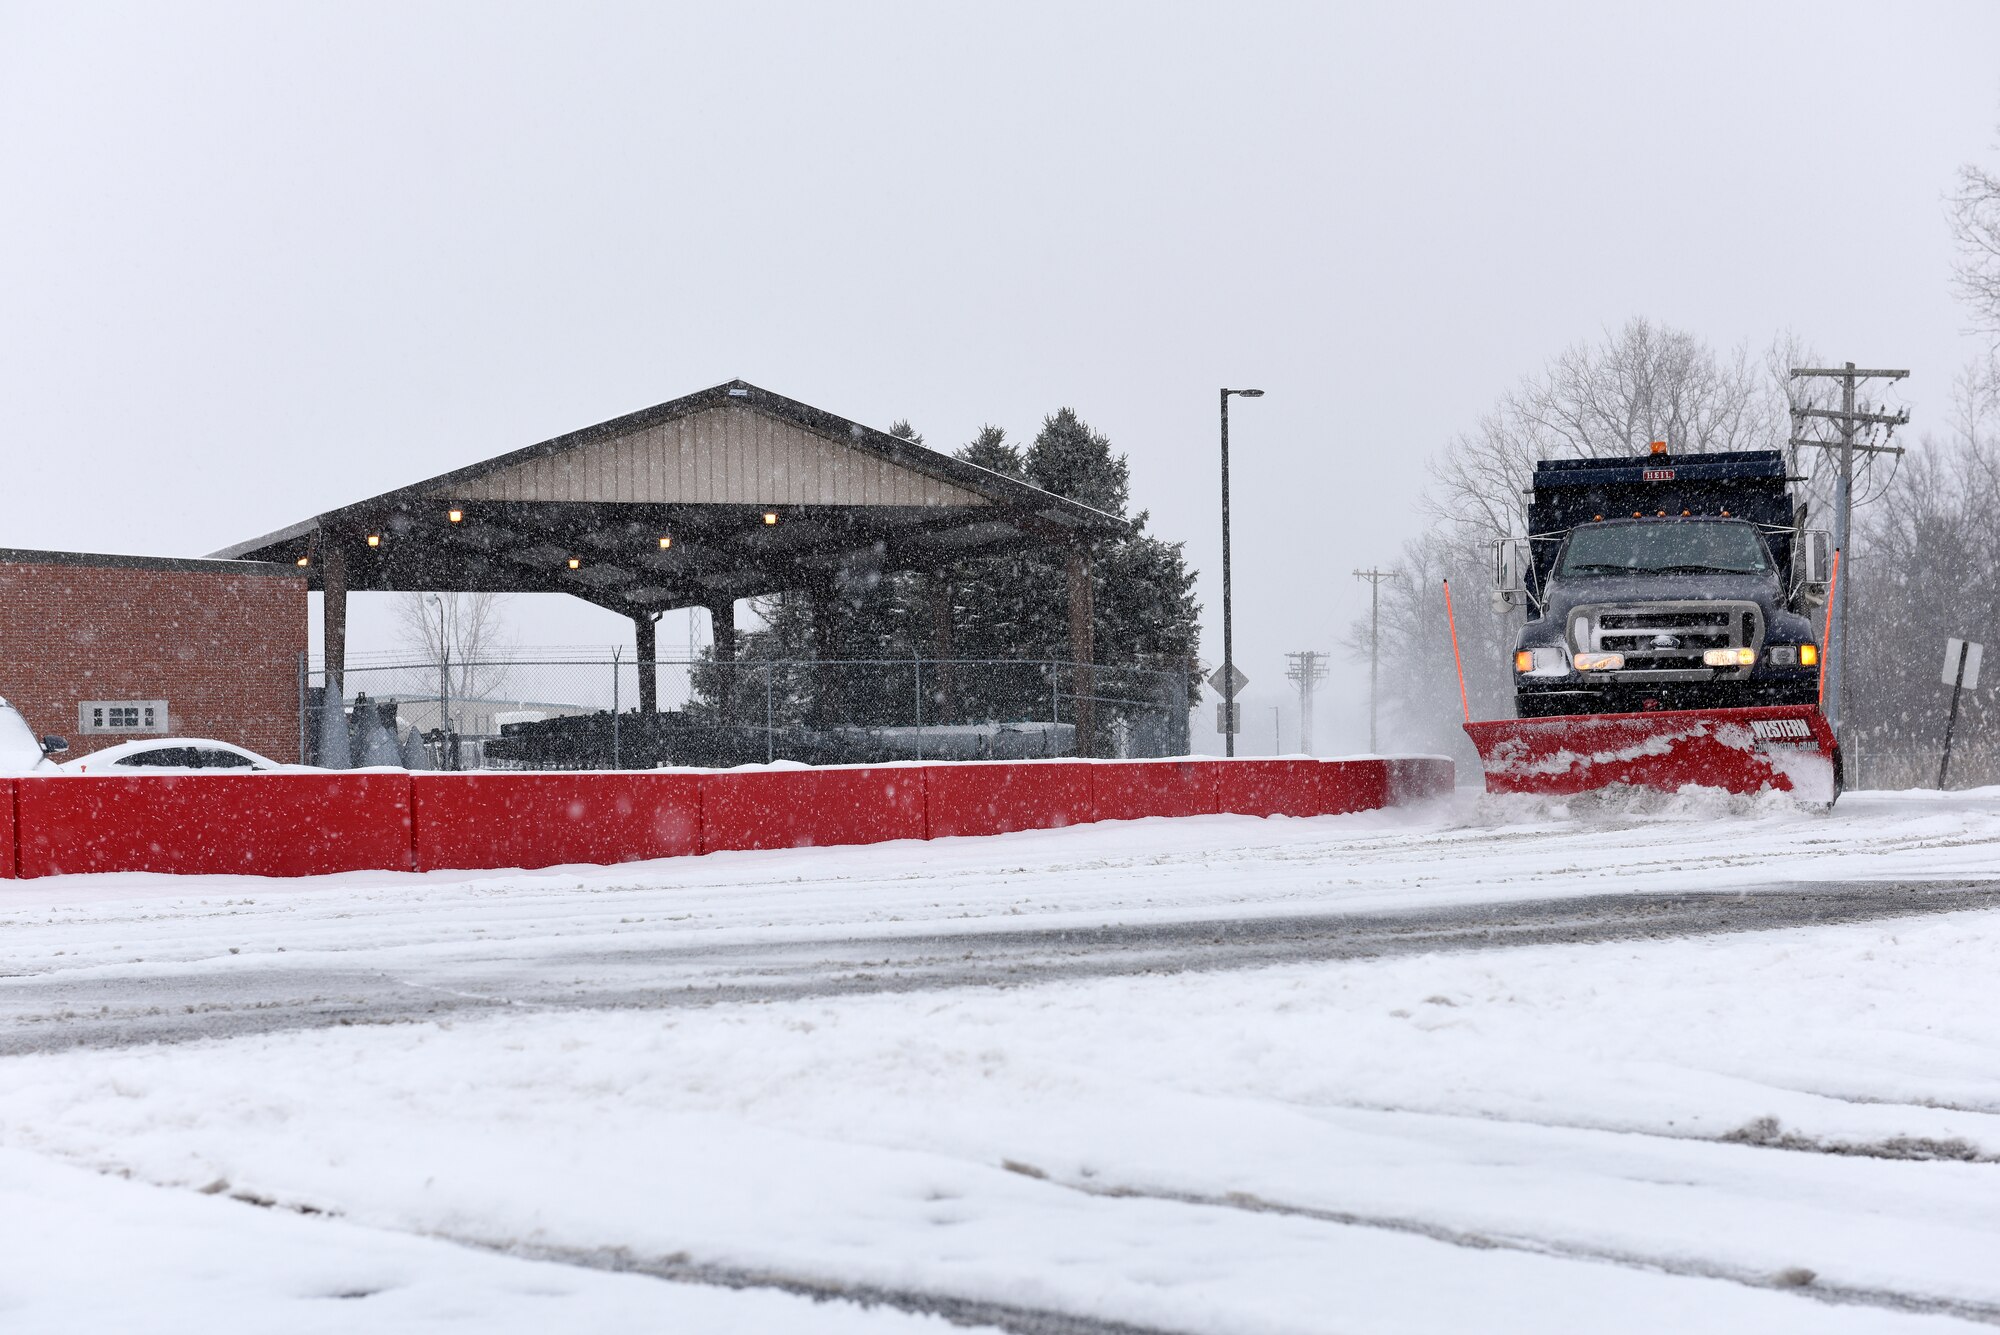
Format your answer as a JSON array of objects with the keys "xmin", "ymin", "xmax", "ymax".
[
  {"xmin": 1818, "ymin": 549, "xmax": 1840, "ymax": 710},
  {"xmin": 1443, "ymin": 579, "xmax": 1472, "ymax": 725}
]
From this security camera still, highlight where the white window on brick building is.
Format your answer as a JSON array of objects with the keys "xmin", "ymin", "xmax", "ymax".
[{"xmin": 79, "ymin": 699, "xmax": 169, "ymax": 735}]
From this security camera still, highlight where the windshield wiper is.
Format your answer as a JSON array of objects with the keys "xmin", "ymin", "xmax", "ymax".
[
  {"xmin": 1654, "ymin": 563, "xmax": 1759, "ymax": 574},
  {"xmin": 1564, "ymin": 561, "xmax": 1760, "ymax": 576}
]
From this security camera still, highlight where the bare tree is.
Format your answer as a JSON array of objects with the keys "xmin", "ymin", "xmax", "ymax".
[
  {"xmin": 1357, "ymin": 318, "xmax": 1798, "ymax": 753},
  {"xmin": 1850, "ymin": 361, "xmax": 2000, "ymax": 786},
  {"xmin": 1950, "ymin": 152, "xmax": 2000, "ymax": 338},
  {"xmin": 394, "ymin": 591, "xmax": 514, "ymax": 700},
  {"xmin": 1431, "ymin": 318, "xmax": 1786, "ymax": 542}
]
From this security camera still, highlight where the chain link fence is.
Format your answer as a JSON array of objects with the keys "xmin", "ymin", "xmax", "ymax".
[{"xmin": 303, "ymin": 656, "xmax": 1193, "ymax": 770}]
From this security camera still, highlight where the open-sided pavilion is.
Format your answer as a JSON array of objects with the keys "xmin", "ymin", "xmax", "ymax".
[{"xmin": 216, "ymin": 380, "xmax": 1126, "ymax": 740}]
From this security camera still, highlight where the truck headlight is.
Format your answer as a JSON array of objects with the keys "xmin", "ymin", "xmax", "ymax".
[
  {"xmin": 1702, "ymin": 647, "xmax": 1757, "ymax": 667},
  {"xmin": 1516, "ymin": 647, "xmax": 1570, "ymax": 675},
  {"xmin": 1767, "ymin": 645, "xmax": 1797, "ymax": 666},
  {"xmin": 1573, "ymin": 651, "xmax": 1624, "ymax": 671}
]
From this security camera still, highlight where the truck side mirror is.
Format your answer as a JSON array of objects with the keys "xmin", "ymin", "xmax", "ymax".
[
  {"xmin": 1799, "ymin": 528, "xmax": 1832, "ymax": 587},
  {"xmin": 1490, "ymin": 538, "xmax": 1528, "ymax": 611},
  {"xmin": 40, "ymin": 735, "xmax": 68, "ymax": 755}
]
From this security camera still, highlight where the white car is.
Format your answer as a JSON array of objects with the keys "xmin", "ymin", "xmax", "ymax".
[
  {"xmin": 59, "ymin": 738, "xmax": 286, "ymax": 774},
  {"xmin": 0, "ymin": 697, "xmax": 68, "ymax": 774}
]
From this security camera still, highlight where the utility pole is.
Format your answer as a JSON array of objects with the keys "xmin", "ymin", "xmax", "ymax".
[
  {"xmin": 1353, "ymin": 568, "xmax": 1399, "ymax": 752},
  {"xmin": 1788, "ymin": 363, "xmax": 1909, "ymax": 737},
  {"xmin": 1285, "ymin": 651, "xmax": 1329, "ymax": 756}
]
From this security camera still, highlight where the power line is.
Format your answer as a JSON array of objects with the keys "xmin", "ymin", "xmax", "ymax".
[{"xmin": 1353, "ymin": 568, "xmax": 1399, "ymax": 752}]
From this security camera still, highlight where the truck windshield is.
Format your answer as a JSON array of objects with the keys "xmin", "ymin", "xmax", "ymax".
[{"xmin": 1558, "ymin": 521, "xmax": 1770, "ymax": 577}]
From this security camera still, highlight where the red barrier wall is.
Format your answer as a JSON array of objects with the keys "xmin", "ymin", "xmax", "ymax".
[
  {"xmin": 2, "ymin": 756, "xmax": 1454, "ymax": 880},
  {"xmin": 926, "ymin": 761, "xmax": 1094, "ymax": 839},
  {"xmin": 1089, "ymin": 759, "xmax": 1220, "ymax": 823},
  {"xmin": 1212, "ymin": 758, "xmax": 1392, "ymax": 818},
  {"xmin": 702, "ymin": 766, "xmax": 927, "ymax": 852},
  {"xmin": 14, "ymin": 774, "xmax": 413, "ymax": 878},
  {"xmin": 412, "ymin": 773, "xmax": 703, "ymax": 872},
  {"xmin": 0, "ymin": 780, "xmax": 15, "ymax": 879}
]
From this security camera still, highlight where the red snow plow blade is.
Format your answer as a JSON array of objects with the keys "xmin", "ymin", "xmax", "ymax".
[{"xmin": 1465, "ymin": 704, "xmax": 1841, "ymax": 805}]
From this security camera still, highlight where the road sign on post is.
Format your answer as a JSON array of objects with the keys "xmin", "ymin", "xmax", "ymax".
[
  {"xmin": 1208, "ymin": 663, "xmax": 1249, "ymax": 698},
  {"xmin": 1939, "ymin": 638, "xmax": 1984, "ymax": 789},
  {"xmin": 1942, "ymin": 639, "xmax": 1984, "ymax": 690},
  {"xmin": 1216, "ymin": 702, "xmax": 1241, "ymax": 735}
]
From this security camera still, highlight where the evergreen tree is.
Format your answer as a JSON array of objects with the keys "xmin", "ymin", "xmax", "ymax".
[
  {"xmin": 958, "ymin": 423, "xmax": 1025, "ymax": 480},
  {"xmin": 943, "ymin": 410, "xmax": 1201, "ymax": 745},
  {"xmin": 687, "ymin": 411, "xmax": 1202, "ymax": 753},
  {"xmin": 1025, "ymin": 408, "xmax": 1130, "ymax": 516}
]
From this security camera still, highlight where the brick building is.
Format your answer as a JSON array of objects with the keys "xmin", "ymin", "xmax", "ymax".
[{"xmin": 0, "ymin": 549, "xmax": 306, "ymax": 762}]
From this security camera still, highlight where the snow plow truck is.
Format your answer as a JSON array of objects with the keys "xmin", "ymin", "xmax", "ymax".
[{"xmin": 1464, "ymin": 442, "xmax": 1843, "ymax": 803}]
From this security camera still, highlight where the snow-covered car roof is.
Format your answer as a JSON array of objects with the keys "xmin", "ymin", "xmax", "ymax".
[
  {"xmin": 0, "ymin": 697, "xmax": 60, "ymax": 775},
  {"xmin": 58, "ymin": 738, "xmax": 306, "ymax": 775}
]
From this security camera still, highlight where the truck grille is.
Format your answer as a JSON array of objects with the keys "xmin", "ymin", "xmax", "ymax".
[
  {"xmin": 1571, "ymin": 601, "xmax": 1763, "ymax": 674},
  {"xmin": 1597, "ymin": 611, "xmax": 1730, "ymax": 630}
]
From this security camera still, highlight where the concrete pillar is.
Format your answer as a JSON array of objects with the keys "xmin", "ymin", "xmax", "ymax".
[
  {"xmin": 634, "ymin": 612, "xmax": 658, "ymax": 714},
  {"xmin": 1066, "ymin": 546, "xmax": 1095, "ymax": 757}
]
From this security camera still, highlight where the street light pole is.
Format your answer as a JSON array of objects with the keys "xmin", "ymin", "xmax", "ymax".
[{"xmin": 1219, "ymin": 387, "xmax": 1263, "ymax": 758}]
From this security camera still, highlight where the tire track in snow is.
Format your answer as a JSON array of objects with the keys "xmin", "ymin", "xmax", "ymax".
[
  {"xmin": 97, "ymin": 1177, "xmax": 1176, "ymax": 1335},
  {"xmin": 1010, "ymin": 1165, "xmax": 2000, "ymax": 1326},
  {"xmin": 192, "ymin": 1157, "xmax": 2000, "ymax": 1333},
  {"xmin": 493, "ymin": 1241, "xmax": 1179, "ymax": 1335}
]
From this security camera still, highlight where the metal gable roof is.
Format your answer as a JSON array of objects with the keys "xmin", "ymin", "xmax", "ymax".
[
  {"xmin": 211, "ymin": 381, "xmax": 1128, "ymax": 615},
  {"xmin": 213, "ymin": 380, "xmax": 1123, "ymax": 561}
]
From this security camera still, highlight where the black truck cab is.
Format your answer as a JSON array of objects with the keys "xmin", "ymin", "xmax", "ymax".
[{"xmin": 1496, "ymin": 448, "xmax": 1832, "ymax": 718}]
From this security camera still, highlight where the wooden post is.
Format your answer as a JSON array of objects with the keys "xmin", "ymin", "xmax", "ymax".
[
  {"xmin": 709, "ymin": 599, "xmax": 737, "ymax": 718},
  {"xmin": 809, "ymin": 582, "xmax": 837, "ymax": 727},
  {"xmin": 321, "ymin": 539, "xmax": 348, "ymax": 695},
  {"xmin": 1067, "ymin": 546, "xmax": 1095, "ymax": 757},
  {"xmin": 634, "ymin": 613, "xmax": 658, "ymax": 714},
  {"xmin": 929, "ymin": 574, "xmax": 955, "ymax": 724}
]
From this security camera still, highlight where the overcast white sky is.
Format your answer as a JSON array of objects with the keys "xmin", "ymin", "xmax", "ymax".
[{"xmin": 4, "ymin": 1, "xmax": 1997, "ymax": 753}]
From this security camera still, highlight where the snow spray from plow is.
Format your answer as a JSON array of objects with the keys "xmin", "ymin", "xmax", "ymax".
[{"xmin": 1445, "ymin": 579, "xmax": 1842, "ymax": 805}]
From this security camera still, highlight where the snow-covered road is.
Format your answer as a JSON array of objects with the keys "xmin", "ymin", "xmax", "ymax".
[{"xmin": 4, "ymin": 785, "xmax": 2000, "ymax": 1332}]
